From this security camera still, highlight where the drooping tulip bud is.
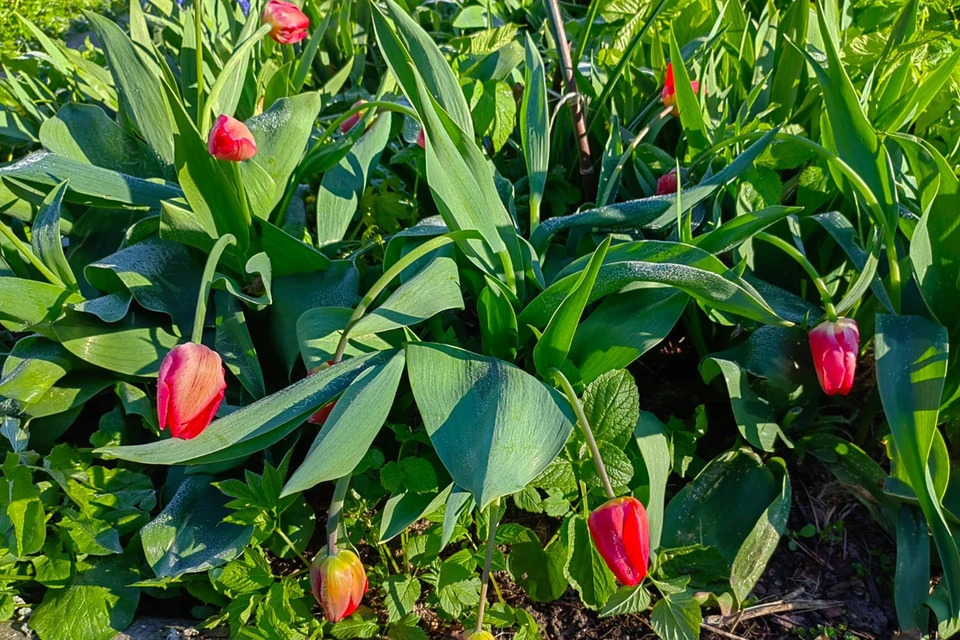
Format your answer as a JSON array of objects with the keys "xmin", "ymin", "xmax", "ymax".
[
  {"xmin": 416, "ymin": 128, "xmax": 426, "ymax": 149},
  {"xmin": 458, "ymin": 631, "xmax": 495, "ymax": 640},
  {"xmin": 340, "ymin": 100, "xmax": 368, "ymax": 133},
  {"xmin": 310, "ymin": 547, "xmax": 368, "ymax": 622},
  {"xmin": 656, "ymin": 170, "xmax": 678, "ymax": 195},
  {"xmin": 808, "ymin": 318, "xmax": 859, "ymax": 396},
  {"xmin": 307, "ymin": 361, "xmax": 336, "ymax": 425},
  {"xmin": 261, "ymin": 0, "xmax": 310, "ymax": 44},
  {"xmin": 661, "ymin": 62, "xmax": 701, "ymax": 117},
  {"xmin": 157, "ymin": 343, "xmax": 227, "ymax": 440},
  {"xmin": 587, "ymin": 496, "xmax": 650, "ymax": 587},
  {"xmin": 207, "ymin": 115, "xmax": 257, "ymax": 162}
]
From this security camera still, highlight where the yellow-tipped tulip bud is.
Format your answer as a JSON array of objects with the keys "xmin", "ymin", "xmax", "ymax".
[{"xmin": 310, "ymin": 547, "xmax": 368, "ymax": 622}]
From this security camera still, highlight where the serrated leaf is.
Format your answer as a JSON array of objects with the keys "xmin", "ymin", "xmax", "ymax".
[
  {"xmin": 600, "ymin": 585, "xmax": 652, "ymax": 618},
  {"xmin": 383, "ymin": 575, "xmax": 421, "ymax": 623},
  {"xmin": 650, "ymin": 592, "xmax": 702, "ymax": 640},
  {"xmin": 582, "ymin": 370, "xmax": 640, "ymax": 447}
]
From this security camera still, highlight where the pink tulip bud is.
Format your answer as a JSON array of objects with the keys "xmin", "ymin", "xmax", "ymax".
[
  {"xmin": 808, "ymin": 318, "xmax": 859, "ymax": 396},
  {"xmin": 587, "ymin": 496, "xmax": 650, "ymax": 587},
  {"xmin": 157, "ymin": 343, "xmax": 226, "ymax": 440},
  {"xmin": 656, "ymin": 170, "xmax": 678, "ymax": 195},
  {"xmin": 207, "ymin": 115, "xmax": 257, "ymax": 162},
  {"xmin": 307, "ymin": 361, "xmax": 336, "ymax": 424},
  {"xmin": 310, "ymin": 547, "xmax": 368, "ymax": 622},
  {"xmin": 262, "ymin": 0, "xmax": 310, "ymax": 44},
  {"xmin": 458, "ymin": 631, "xmax": 495, "ymax": 640},
  {"xmin": 340, "ymin": 100, "xmax": 368, "ymax": 133},
  {"xmin": 416, "ymin": 128, "xmax": 425, "ymax": 149},
  {"xmin": 661, "ymin": 62, "xmax": 701, "ymax": 117}
]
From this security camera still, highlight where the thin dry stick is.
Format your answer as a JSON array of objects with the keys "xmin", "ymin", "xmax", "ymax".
[
  {"xmin": 543, "ymin": 0, "xmax": 596, "ymax": 200},
  {"xmin": 700, "ymin": 624, "xmax": 750, "ymax": 640}
]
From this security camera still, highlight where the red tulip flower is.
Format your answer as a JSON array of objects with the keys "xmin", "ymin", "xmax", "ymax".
[
  {"xmin": 262, "ymin": 0, "xmax": 310, "ymax": 44},
  {"xmin": 656, "ymin": 170, "xmax": 678, "ymax": 195},
  {"xmin": 207, "ymin": 115, "xmax": 257, "ymax": 162},
  {"xmin": 311, "ymin": 547, "xmax": 368, "ymax": 622},
  {"xmin": 416, "ymin": 128, "xmax": 425, "ymax": 149},
  {"xmin": 808, "ymin": 318, "xmax": 859, "ymax": 396},
  {"xmin": 340, "ymin": 100, "xmax": 368, "ymax": 133},
  {"xmin": 661, "ymin": 62, "xmax": 700, "ymax": 117},
  {"xmin": 157, "ymin": 343, "xmax": 226, "ymax": 440},
  {"xmin": 587, "ymin": 496, "xmax": 650, "ymax": 586}
]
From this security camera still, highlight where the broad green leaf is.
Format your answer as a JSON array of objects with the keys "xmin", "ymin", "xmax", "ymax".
[
  {"xmin": 663, "ymin": 448, "xmax": 787, "ymax": 595},
  {"xmin": 507, "ymin": 534, "xmax": 568, "ymax": 603},
  {"xmin": 86, "ymin": 12, "xmax": 175, "ymax": 169},
  {"xmin": 259, "ymin": 218, "xmax": 330, "ymax": 276},
  {"xmin": 97, "ymin": 350, "xmax": 393, "ymax": 464},
  {"xmin": 876, "ymin": 314, "xmax": 960, "ymax": 618},
  {"xmin": 379, "ymin": 485, "xmax": 451, "ymax": 543},
  {"xmin": 406, "ymin": 343, "xmax": 575, "ymax": 508},
  {"xmin": 520, "ymin": 34, "xmax": 548, "ymax": 227},
  {"xmin": 563, "ymin": 514, "xmax": 617, "ymax": 610},
  {"xmin": 282, "ymin": 351, "xmax": 405, "ymax": 496},
  {"xmin": 53, "ymin": 308, "xmax": 179, "ymax": 376},
  {"xmin": 375, "ymin": 0, "xmax": 473, "ymax": 136},
  {"xmin": 650, "ymin": 592, "xmax": 701, "ymax": 640},
  {"xmin": 141, "ymin": 475, "xmax": 253, "ymax": 579},
  {"xmin": 316, "ymin": 113, "xmax": 393, "ymax": 245},
  {"xmin": 215, "ymin": 291, "xmax": 265, "ymax": 399},
  {"xmin": 244, "ymin": 92, "xmax": 323, "ymax": 215},
  {"xmin": 351, "ymin": 250, "xmax": 463, "ymax": 336},
  {"xmin": 30, "ymin": 557, "xmax": 139, "ymax": 640},
  {"xmin": 669, "ymin": 34, "xmax": 708, "ymax": 155},
  {"xmin": 700, "ymin": 326, "xmax": 818, "ymax": 452},
  {"xmin": 693, "ymin": 205, "xmax": 801, "ymax": 255},
  {"xmin": 635, "ymin": 411, "xmax": 671, "ymax": 551},
  {"xmin": 810, "ymin": 211, "xmax": 892, "ymax": 313},
  {"xmin": 802, "ymin": 5, "xmax": 897, "ymax": 228},
  {"xmin": 895, "ymin": 505, "xmax": 930, "ymax": 635},
  {"xmin": 769, "ymin": 0, "xmax": 808, "ymax": 121},
  {"xmin": 269, "ymin": 261, "xmax": 360, "ymax": 375},
  {"xmin": 522, "ymin": 241, "xmax": 787, "ymax": 330},
  {"xmin": 534, "ymin": 237, "xmax": 611, "ymax": 377},
  {"xmin": 21, "ymin": 371, "xmax": 113, "ymax": 419},
  {"xmin": 85, "ymin": 237, "xmax": 203, "ymax": 336},
  {"xmin": 298, "ymin": 307, "xmax": 394, "ymax": 369},
  {"xmin": 897, "ymin": 136, "xmax": 960, "ymax": 346},
  {"xmin": 729, "ymin": 458, "xmax": 790, "ymax": 602},
  {"xmin": 0, "ymin": 278, "xmax": 81, "ymax": 333},
  {"xmin": 40, "ymin": 104, "xmax": 165, "ymax": 179},
  {"xmin": 570, "ymin": 286, "xmax": 686, "ymax": 384},
  {"xmin": 30, "ymin": 181, "xmax": 77, "ymax": 291},
  {"xmin": 0, "ymin": 336, "xmax": 74, "ymax": 404},
  {"xmin": 0, "ymin": 152, "xmax": 181, "ymax": 209},
  {"xmin": 877, "ymin": 49, "xmax": 960, "ymax": 132},
  {"xmin": 530, "ymin": 128, "xmax": 779, "ymax": 253},
  {"xmin": 204, "ymin": 24, "xmax": 272, "ymax": 132},
  {"xmin": 371, "ymin": 5, "xmax": 521, "ymax": 293},
  {"xmin": 477, "ymin": 280, "xmax": 518, "ymax": 361}
]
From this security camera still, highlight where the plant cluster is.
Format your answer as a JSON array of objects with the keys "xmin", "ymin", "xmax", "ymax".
[{"xmin": 0, "ymin": 0, "xmax": 959, "ymax": 639}]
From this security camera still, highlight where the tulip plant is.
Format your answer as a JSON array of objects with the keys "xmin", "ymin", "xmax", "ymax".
[{"xmin": 1, "ymin": 0, "xmax": 959, "ymax": 639}]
